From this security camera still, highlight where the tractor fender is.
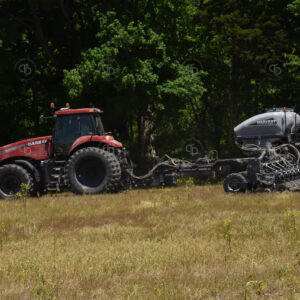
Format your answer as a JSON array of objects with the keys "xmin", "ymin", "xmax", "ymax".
[
  {"xmin": 14, "ymin": 160, "xmax": 41, "ymax": 183},
  {"xmin": 69, "ymin": 136, "xmax": 123, "ymax": 155}
]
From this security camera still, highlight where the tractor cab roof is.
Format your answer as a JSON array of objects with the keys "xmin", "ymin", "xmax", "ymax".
[{"xmin": 55, "ymin": 108, "xmax": 103, "ymax": 115}]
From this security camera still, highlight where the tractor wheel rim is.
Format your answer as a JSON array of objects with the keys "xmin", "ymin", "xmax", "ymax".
[{"xmin": 75, "ymin": 157, "xmax": 106, "ymax": 188}]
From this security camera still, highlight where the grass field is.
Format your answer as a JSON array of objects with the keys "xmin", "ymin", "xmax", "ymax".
[{"xmin": 0, "ymin": 185, "xmax": 300, "ymax": 299}]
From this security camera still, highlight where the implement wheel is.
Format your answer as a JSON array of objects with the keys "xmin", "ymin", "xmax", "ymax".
[{"xmin": 223, "ymin": 173, "xmax": 247, "ymax": 193}]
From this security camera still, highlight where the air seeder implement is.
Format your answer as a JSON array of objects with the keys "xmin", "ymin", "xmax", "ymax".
[{"xmin": 0, "ymin": 105, "xmax": 300, "ymax": 199}]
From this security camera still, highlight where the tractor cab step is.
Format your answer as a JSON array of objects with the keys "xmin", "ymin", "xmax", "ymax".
[{"xmin": 46, "ymin": 160, "xmax": 66, "ymax": 192}]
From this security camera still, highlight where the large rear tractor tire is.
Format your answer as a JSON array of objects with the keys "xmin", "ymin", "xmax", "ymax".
[
  {"xmin": 223, "ymin": 173, "xmax": 247, "ymax": 193},
  {"xmin": 66, "ymin": 147, "xmax": 121, "ymax": 195},
  {"xmin": 0, "ymin": 164, "xmax": 34, "ymax": 199}
]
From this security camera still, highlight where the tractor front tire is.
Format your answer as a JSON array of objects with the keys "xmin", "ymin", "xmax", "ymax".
[
  {"xmin": 223, "ymin": 173, "xmax": 247, "ymax": 193},
  {"xmin": 66, "ymin": 147, "xmax": 121, "ymax": 195},
  {"xmin": 0, "ymin": 164, "xmax": 34, "ymax": 199}
]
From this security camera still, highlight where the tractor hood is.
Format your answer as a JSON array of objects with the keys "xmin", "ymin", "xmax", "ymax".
[{"xmin": 0, "ymin": 136, "xmax": 52, "ymax": 162}]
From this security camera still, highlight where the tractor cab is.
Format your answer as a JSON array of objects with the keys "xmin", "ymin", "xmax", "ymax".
[
  {"xmin": 53, "ymin": 107, "xmax": 105, "ymax": 156},
  {"xmin": 39, "ymin": 103, "xmax": 122, "ymax": 160}
]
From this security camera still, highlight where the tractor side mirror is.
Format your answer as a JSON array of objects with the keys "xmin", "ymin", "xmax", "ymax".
[{"xmin": 39, "ymin": 114, "xmax": 56, "ymax": 123}]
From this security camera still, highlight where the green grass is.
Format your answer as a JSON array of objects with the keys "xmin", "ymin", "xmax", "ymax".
[{"xmin": 0, "ymin": 186, "xmax": 300, "ymax": 299}]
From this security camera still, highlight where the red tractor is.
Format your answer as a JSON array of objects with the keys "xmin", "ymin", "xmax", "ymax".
[{"xmin": 0, "ymin": 105, "xmax": 134, "ymax": 199}]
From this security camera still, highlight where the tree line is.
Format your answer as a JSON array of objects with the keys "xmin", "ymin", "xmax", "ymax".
[{"xmin": 0, "ymin": 0, "xmax": 299, "ymax": 166}]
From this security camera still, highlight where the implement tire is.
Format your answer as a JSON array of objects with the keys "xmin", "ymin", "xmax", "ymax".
[
  {"xmin": 66, "ymin": 147, "xmax": 121, "ymax": 195},
  {"xmin": 223, "ymin": 173, "xmax": 247, "ymax": 193},
  {"xmin": 0, "ymin": 164, "xmax": 33, "ymax": 199}
]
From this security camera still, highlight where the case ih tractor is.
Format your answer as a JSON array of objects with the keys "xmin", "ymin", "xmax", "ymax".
[{"xmin": 0, "ymin": 105, "xmax": 135, "ymax": 199}]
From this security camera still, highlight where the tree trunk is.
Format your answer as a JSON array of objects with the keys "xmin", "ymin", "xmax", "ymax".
[
  {"xmin": 137, "ymin": 106, "xmax": 156, "ymax": 159},
  {"xmin": 138, "ymin": 114, "xmax": 146, "ymax": 158}
]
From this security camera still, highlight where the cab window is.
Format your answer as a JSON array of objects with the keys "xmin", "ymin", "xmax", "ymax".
[{"xmin": 55, "ymin": 114, "xmax": 94, "ymax": 154}]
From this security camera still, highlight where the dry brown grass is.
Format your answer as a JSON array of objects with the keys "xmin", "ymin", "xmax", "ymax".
[{"xmin": 0, "ymin": 185, "xmax": 300, "ymax": 299}]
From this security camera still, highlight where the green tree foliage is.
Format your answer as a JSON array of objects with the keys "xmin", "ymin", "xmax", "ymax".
[
  {"xmin": 195, "ymin": 0, "xmax": 297, "ymax": 155},
  {"xmin": 63, "ymin": 11, "xmax": 206, "ymax": 160},
  {"xmin": 0, "ymin": 0, "xmax": 299, "ymax": 163},
  {"xmin": 285, "ymin": 0, "xmax": 300, "ymax": 96}
]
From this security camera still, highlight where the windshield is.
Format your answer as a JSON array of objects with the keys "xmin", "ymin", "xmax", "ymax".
[
  {"xmin": 94, "ymin": 114, "xmax": 105, "ymax": 135},
  {"xmin": 55, "ymin": 114, "xmax": 95, "ymax": 154}
]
